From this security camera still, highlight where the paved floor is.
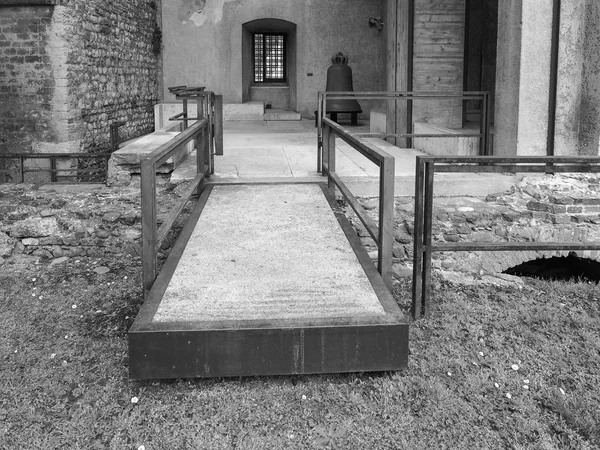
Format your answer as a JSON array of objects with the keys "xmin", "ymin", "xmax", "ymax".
[
  {"xmin": 153, "ymin": 183, "xmax": 386, "ymax": 322},
  {"xmin": 171, "ymin": 119, "xmax": 516, "ymax": 197}
]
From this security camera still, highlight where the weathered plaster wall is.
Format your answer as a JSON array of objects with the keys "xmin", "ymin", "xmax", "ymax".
[
  {"xmin": 0, "ymin": 1, "xmax": 160, "ymax": 164},
  {"xmin": 495, "ymin": 0, "xmax": 552, "ymax": 156},
  {"xmin": 161, "ymin": 0, "xmax": 385, "ymax": 117},
  {"xmin": 495, "ymin": 0, "xmax": 600, "ymax": 157},
  {"xmin": 554, "ymin": 0, "xmax": 600, "ymax": 157},
  {"xmin": 579, "ymin": 0, "xmax": 600, "ymax": 155}
]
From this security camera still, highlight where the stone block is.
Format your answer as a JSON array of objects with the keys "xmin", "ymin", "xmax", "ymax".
[
  {"xmin": 223, "ymin": 102, "xmax": 264, "ymax": 121},
  {"xmin": 369, "ymin": 110, "xmax": 387, "ymax": 134},
  {"xmin": 413, "ymin": 121, "xmax": 479, "ymax": 156}
]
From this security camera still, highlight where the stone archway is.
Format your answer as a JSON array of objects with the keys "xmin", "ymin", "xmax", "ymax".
[{"xmin": 242, "ymin": 18, "xmax": 297, "ymax": 111}]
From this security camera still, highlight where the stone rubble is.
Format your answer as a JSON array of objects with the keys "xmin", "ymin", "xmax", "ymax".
[
  {"xmin": 0, "ymin": 177, "xmax": 188, "ymax": 267},
  {"xmin": 349, "ymin": 173, "xmax": 600, "ymax": 279}
]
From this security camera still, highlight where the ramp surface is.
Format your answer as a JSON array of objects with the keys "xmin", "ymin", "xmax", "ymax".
[
  {"xmin": 153, "ymin": 184, "xmax": 385, "ymax": 322},
  {"xmin": 129, "ymin": 183, "xmax": 408, "ymax": 379}
]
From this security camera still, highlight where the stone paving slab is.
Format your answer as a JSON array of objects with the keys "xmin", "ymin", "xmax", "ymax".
[{"xmin": 152, "ymin": 184, "xmax": 386, "ymax": 322}]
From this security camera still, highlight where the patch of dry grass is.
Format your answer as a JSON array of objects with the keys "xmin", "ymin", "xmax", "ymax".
[{"xmin": 1, "ymin": 256, "xmax": 599, "ymax": 449}]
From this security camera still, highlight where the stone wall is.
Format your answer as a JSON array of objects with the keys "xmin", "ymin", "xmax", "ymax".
[
  {"xmin": 0, "ymin": 5, "xmax": 57, "ymax": 155},
  {"xmin": 350, "ymin": 173, "xmax": 600, "ymax": 279},
  {"xmin": 0, "ymin": 176, "xmax": 185, "ymax": 265},
  {"xmin": 0, "ymin": 1, "xmax": 160, "ymax": 178}
]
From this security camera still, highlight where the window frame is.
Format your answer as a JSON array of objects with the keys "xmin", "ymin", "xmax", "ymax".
[{"xmin": 252, "ymin": 32, "xmax": 287, "ymax": 84}]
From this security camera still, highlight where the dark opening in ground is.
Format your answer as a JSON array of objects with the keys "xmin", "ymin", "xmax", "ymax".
[{"xmin": 503, "ymin": 253, "xmax": 600, "ymax": 283}]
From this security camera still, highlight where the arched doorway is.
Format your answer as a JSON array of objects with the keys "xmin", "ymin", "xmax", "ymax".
[{"xmin": 242, "ymin": 19, "xmax": 297, "ymax": 111}]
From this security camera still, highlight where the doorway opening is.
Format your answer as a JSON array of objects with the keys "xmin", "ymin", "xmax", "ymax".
[
  {"xmin": 463, "ymin": 0, "xmax": 498, "ymax": 128},
  {"xmin": 242, "ymin": 19, "xmax": 297, "ymax": 111}
]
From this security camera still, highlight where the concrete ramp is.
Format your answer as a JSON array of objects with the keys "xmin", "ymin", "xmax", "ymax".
[{"xmin": 129, "ymin": 183, "xmax": 408, "ymax": 379}]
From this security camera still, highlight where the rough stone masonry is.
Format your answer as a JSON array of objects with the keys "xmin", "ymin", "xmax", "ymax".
[
  {"xmin": 0, "ymin": 0, "xmax": 161, "ymax": 180},
  {"xmin": 350, "ymin": 173, "xmax": 600, "ymax": 279}
]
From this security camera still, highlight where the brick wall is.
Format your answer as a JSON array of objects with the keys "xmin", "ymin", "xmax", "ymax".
[
  {"xmin": 0, "ymin": 6, "xmax": 56, "ymax": 154},
  {"xmin": 0, "ymin": 1, "xmax": 160, "ymax": 161}
]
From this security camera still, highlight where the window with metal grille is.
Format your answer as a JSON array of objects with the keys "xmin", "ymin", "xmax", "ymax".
[{"xmin": 253, "ymin": 33, "xmax": 286, "ymax": 83}]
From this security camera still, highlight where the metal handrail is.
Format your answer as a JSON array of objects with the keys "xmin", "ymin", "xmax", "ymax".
[
  {"xmin": 412, "ymin": 155, "xmax": 600, "ymax": 319},
  {"xmin": 0, "ymin": 152, "xmax": 110, "ymax": 184},
  {"xmin": 321, "ymin": 117, "xmax": 395, "ymax": 290},
  {"xmin": 316, "ymin": 90, "xmax": 492, "ymax": 172},
  {"xmin": 140, "ymin": 114, "xmax": 213, "ymax": 298}
]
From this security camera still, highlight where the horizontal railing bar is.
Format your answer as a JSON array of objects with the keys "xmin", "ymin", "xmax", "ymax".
[
  {"xmin": 320, "ymin": 90, "xmax": 488, "ymax": 100},
  {"xmin": 420, "ymin": 156, "xmax": 600, "ymax": 164},
  {"xmin": 433, "ymin": 165, "xmax": 600, "ymax": 173},
  {"xmin": 11, "ymin": 168, "xmax": 105, "ymax": 175},
  {"xmin": 0, "ymin": 153, "xmax": 110, "ymax": 159},
  {"xmin": 155, "ymin": 170, "xmax": 207, "ymax": 250},
  {"xmin": 428, "ymin": 242, "xmax": 600, "ymax": 252},
  {"xmin": 145, "ymin": 118, "xmax": 208, "ymax": 167},
  {"xmin": 169, "ymin": 112, "xmax": 186, "ymax": 120},
  {"xmin": 357, "ymin": 133, "xmax": 484, "ymax": 139},
  {"xmin": 169, "ymin": 117, "xmax": 200, "ymax": 122},
  {"xmin": 326, "ymin": 169, "xmax": 379, "ymax": 243},
  {"xmin": 324, "ymin": 118, "xmax": 389, "ymax": 166}
]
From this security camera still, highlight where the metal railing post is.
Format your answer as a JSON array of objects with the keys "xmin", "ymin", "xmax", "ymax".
[
  {"xmin": 141, "ymin": 159, "xmax": 157, "ymax": 298},
  {"xmin": 214, "ymin": 94, "xmax": 224, "ymax": 156},
  {"xmin": 379, "ymin": 155, "xmax": 395, "ymax": 290},
  {"xmin": 422, "ymin": 160, "xmax": 435, "ymax": 316},
  {"xmin": 480, "ymin": 93, "xmax": 488, "ymax": 156},
  {"xmin": 317, "ymin": 92, "xmax": 324, "ymax": 173},
  {"xmin": 412, "ymin": 157, "xmax": 424, "ymax": 318},
  {"xmin": 326, "ymin": 124, "xmax": 336, "ymax": 194}
]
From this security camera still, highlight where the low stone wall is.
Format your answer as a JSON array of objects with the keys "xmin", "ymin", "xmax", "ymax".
[
  {"xmin": 0, "ymin": 178, "xmax": 187, "ymax": 266},
  {"xmin": 349, "ymin": 173, "xmax": 600, "ymax": 278},
  {"xmin": 3, "ymin": 174, "xmax": 600, "ymax": 281}
]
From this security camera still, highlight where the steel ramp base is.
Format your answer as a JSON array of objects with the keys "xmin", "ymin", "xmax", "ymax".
[{"xmin": 128, "ymin": 183, "xmax": 408, "ymax": 379}]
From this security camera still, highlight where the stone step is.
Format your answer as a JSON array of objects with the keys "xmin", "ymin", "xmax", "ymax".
[
  {"xmin": 264, "ymin": 109, "xmax": 301, "ymax": 121},
  {"xmin": 108, "ymin": 131, "xmax": 194, "ymax": 184},
  {"xmin": 224, "ymin": 101, "xmax": 264, "ymax": 121}
]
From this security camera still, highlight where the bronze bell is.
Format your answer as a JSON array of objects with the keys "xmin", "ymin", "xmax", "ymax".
[{"xmin": 325, "ymin": 52, "xmax": 362, "ymax": 118}]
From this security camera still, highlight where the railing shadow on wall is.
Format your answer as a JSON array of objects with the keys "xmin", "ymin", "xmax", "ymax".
[
  {"xmin": 316, "ymin": 90, "xmax": 492, "ymax": 173},
  {"xmin": 413, "ymin": 156, "xmax": 600, "ymax": 319},
  {"xmin": 320, "ymin": 117, "xmax": 395, "ymax": 291},
  {"xmin": 140, "ymin": 92, "xmax": 222, "ymax": 298}
]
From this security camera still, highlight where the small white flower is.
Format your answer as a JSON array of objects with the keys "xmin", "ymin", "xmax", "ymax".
[
  {"xmin": 523, "ymin": 379, "xmax": 530, "ymax": 384},
  {"xmin": 32, "ymin": 278, "xmax": 36, "ymax": 282},
  {"xmin": 62, "ymin": 360, "xmax": 68, "ymax": 366},
  {"xmin": 478, "ymin": 352, "xmax": 484, "ymax": 357},
  {"xmin": 65, "ymin": 335, "xmax": 69, "ymax": 339},
  {"xmin": 124, "ymin": 276, "xmax": 128, "ymax": 280},
  {"xmin": 494, "ymin": 383, "xmax": 500, "ymax": 388},
  {"xmin": 50, "ymin": 353, "xmax": 56, "ymax": 359},
  {"xmin": 559, "ymin": 388, "xmax": 566, "ymax": 396},
  {"xmin": 447, "ymin": 372, "xmax": 452, "ymax": 376},
  {"xmin": 506, "ymin": 393, "xmax": 512, "ymax": 399},
  {"xmin": 32, "ymin": 293, "xmax": 36, "ymax": 297},
  {"xmin": 131, "ymin": 396, "xmax": 139, "ymax": 404},
  {"xmin": 72, "ymin": 304, "xmax": 77, "ymax": 309},
  {"xmin": 301, "ymin": 395, "xmax": 307, "ymax": 400},
  {"xmin": 511, "ymin": 364, "xmax": 519, "ymax": 371},
  {"xmin": 39, "ymin": 296, "xmax": 43, "ymax": 300},
  {"xmin": 289, "ymin": 435, "xmax": 295, "ymax": 440},
  {"xmin": 138, "ymin": 446, "xmax": 145, "ymax": 450}
]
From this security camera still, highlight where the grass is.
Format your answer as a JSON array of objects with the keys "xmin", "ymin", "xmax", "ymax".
[{"xmin": 1, "ymin": 253, "xmax": 599, "ymax": 449}]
